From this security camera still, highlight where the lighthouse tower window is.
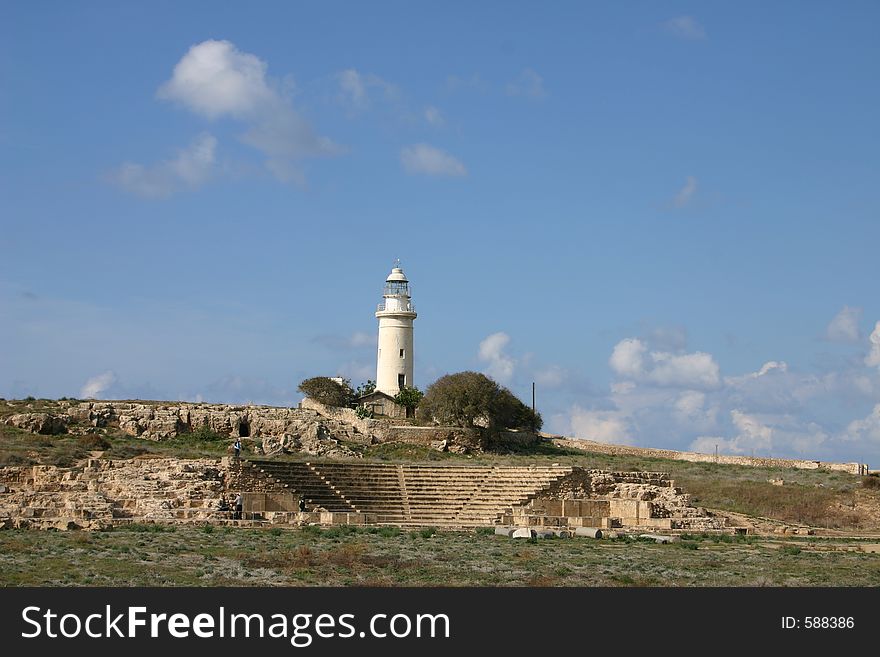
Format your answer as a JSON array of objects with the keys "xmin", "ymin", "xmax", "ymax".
[
  {"xmin": 399, "ymin": 348, "xmax": 405, "ymax": 358},
  {"xmin": 398, "ymin": 374, "xmax": 406, "ymax": 388}
]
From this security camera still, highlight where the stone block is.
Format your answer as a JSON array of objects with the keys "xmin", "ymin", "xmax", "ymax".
[
  {"xmin": 495, "ymin": 526, "xmax": 515, "ymax": 537},
  {"xmin": 543, "ymin": 500, "xmax": 563, "ymax": 516},
  {"xmin": 562, "ymin": 499, "xmax": 582, "ymax": 516},
  {"xmin": 574, "ymin": 527, "xmax": 603, "ymax": 539},
  {"xmin": 512, "ymin": 527, "xmax": 535, "ymax": 539}
]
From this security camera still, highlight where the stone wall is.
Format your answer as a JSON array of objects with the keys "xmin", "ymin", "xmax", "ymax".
[
  {"xmin": 552, "ymin": 437, "xmax": 869, "ymax": 476},
  {"xmin": 3, "ymin": 401, "xmax": 362, "ymax": 458},
  {"xmin": 0, "ymin": 457, "xmax": 229, "ymax": 530}
]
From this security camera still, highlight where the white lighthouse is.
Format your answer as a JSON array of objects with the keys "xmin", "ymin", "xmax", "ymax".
[{"xmin": 375, "ymin": 262, "xmax": 417, "ymax": 396}]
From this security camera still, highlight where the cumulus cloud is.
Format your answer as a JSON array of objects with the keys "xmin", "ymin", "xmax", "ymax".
[
  {"xmin": 651, "ymin": 351, "xmax": 719, "ymax": 388},
  {"xmin": 662, "ymin": 16, "xmax": 707, "ymax": 40},
  {"xmin": 478, "ymin": 332, "xmax": 516, "ymax": 383},
  {"xmin": 506, "ymin": 68, "xmax": 546, "ymax": 99},
  {"xmin": 692, "ymin": 410, "xmax": 828, "ymax": 457},
  {"xmin": 826, "ymin": 306, "xmax": 862, "ymax": 343},
  {"xmin": 108, "ymin": 133, "xmax": 217, "ymax": 198},
  {"xmin": 157, "ymin": 40, "xmax": 276, "ymax": 118},
  {"xmin": 567, "ymin": 407, "xmax": 634, "ymax": 445},
  {"xmin": 400, "ymin": 143, "xmax": 467, "ymax": 177},
  {"xmin": 671, "ymin": 175, "xmax": 698, "ymax": 208},
  {"xmin": 673, "ymin": 390, "xmax": 717, "ymax": 430},
  {"xmin": 845, "ymin": 404, "xmax": 880, "ymax": 443},
  {"xmin": 609, "ymin": 337, "xmax": 719, "ymax": 389},
  {"xmin": 610, "ymin": 339, "xmax": 646, "ymax": 379},
  {"xmin": 155, "ymin": 39, "xmax": 340, "ymax": 185},
  {"xmin": 80, "ymin": 371, "xmax": 117, "ymax": 399},
  {"xmin": 555, "ymin": 320, "xmax": 880, "ymax": 461},
  {"xmin": 866, "ymin": 321, "xmax": 880, "ymax": 368}
]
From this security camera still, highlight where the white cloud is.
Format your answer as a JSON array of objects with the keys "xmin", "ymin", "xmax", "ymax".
[
  {"xmin": 400, "ymin": 143, "xmax": 467, "ymax": 177},
  {"xmin": 157, "ymin": 40, "xmax": 276, "ymax": 118},
  {"xmin": 662, "ymin": 16, "xmax": 707, "ymax": 40},
  {"xmin": 109, "ymin": 133, "xmax": 217, "ymax": 198},
  {"xmin": 672, "ymin": 175, "xmax": 698, "ymax": 208},
  {"xmin": 866, "ymin": 321, "xmax": 880, "ymax": 368},
  {"xmin": 609, "ymin": 338, "xmax": 647, "ymax": 379},
  {"xmin": 154, "ymin": 39, "xmax": 340, "ymax": 186},
  {"xmin": 506, "ymin": 68, "xmax": 546, "ymax": 98},
  {"xmin": 845, "ymin": 404, "xmax": 880, "ymax": 442},
  {"xmin": 424, "ymin": 106, "xmax": 445, "ymax": 126},
  {"xmin": 609, "ymin": 337, "xmax": 719, "ymax": 389},
  {"xmin": 673, "ymin": 391, "xmax": 717, "ymax": 430},
  {"xmin": 650, "ymin": 351, "xmax": 719, "ymax": 388},
  {"xmin": 826, "ymin": 306, "xmax": 862, "ymax": 343},
  {"xmin": 691, "ymin": 410, "xmax": 827, "ymax": 457},
  {"xmin": 478, "ymin": 332, "xmax": 516, "ymax": 383},
  {"xmin": 567, "ymin": 407, "xmax": 634, "ymax": 445},
  {"xmin": 80, "ymin": 371, "xmax": 117, "ymax": 399}
]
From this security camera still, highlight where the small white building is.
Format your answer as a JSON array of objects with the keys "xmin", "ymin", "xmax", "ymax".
[{"xmin": 375, "ymin": 262, "xmax": 417, "ymax": 396}]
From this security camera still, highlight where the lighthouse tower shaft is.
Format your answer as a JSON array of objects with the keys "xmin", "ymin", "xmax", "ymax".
[{"xmin": 375, "ymin": 266, "xmax": 417, "ymax": 396}]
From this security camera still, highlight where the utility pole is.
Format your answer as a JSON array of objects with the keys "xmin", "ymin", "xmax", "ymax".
[{"xmin": 532, "ymin": 382, "xmax": 536, "ymax": 415}]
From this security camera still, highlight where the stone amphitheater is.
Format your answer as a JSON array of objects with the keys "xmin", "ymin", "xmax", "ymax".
[
  {"xmin": 0, "ymin": 457, "xmax": 725, "ymax": 533},
  {"xmin": 0, "ymin": 397, "xmax": 727, "ymax": 534}
]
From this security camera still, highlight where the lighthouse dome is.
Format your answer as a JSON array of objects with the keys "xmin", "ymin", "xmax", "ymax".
[{"xmin": 386, "ymin": 267, "xmax": 408, "ymax": 282}]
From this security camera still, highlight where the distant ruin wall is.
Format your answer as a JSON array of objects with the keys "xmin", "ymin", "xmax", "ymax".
[{"xmin": 552, "ymin": 438, "xmax": 869, "ymax": 475}]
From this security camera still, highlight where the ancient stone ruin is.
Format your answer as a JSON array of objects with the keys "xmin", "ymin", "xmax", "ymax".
[
  {"xmin": 2, "ymin": 398, "xmax": 501, "ymax": 455},
  {"xmin": 0, "ymin": 457, "xmax": 725, "ymax": 533}
]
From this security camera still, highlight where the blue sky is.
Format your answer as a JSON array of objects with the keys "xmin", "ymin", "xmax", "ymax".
[{"xmin": 2, "ymin": 2, "xmax": 880, "ymax": 463}]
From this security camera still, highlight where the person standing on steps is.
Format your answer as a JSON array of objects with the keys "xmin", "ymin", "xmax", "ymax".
[
  {"xmin": 234, "ymin": 493, "xmax": 243, "ymax": 520},
  {"xmin": 233, "ymin": 438, "xmax": 242, "ymax": 458}
]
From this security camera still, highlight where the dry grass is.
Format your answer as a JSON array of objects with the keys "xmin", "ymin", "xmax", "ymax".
[{"xmin": 2, "ymin": 524, "xmax": 879, "ymax": 587}]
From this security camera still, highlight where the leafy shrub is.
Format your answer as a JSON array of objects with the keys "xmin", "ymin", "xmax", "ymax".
[
  {"xmin": 417, "ymin": 371, "xmax": 541, "ymax": 430},
  {"xmin": 298, "ymin": 377, "xmax": 356, "ymax": 408},
  {"xmin": 394, "ymin": 386, "xmax": 424, "ymax": 410},
  {"xmin": 355, "ymin": 405, "xmax": 374, "ymax": 419}
]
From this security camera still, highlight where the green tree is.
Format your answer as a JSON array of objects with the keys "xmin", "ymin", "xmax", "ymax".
[
  {"xmin": 393, "ymin": 385, "xmax": 424, "ymax": 410},
  {"xmin": 298, "ymin": 377, "xmax": 356, "ymax": 408},
  {"xmin": 355, "ymin": 379, "xmax": 377, "ymax": 398},
  {"xmin": 417, "ymin": 371, "xmax": 542, "ymax": 431}
]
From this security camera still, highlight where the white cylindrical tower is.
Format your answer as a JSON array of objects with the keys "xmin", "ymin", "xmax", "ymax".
[{"xmin": 375, "ymin": 263, "xmax": 417, "ymax": 396}]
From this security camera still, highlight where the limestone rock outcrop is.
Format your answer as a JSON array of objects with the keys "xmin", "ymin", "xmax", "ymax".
[{"xmin": 5, "ymin": 413, "xmax": 70, "ymax": 435}]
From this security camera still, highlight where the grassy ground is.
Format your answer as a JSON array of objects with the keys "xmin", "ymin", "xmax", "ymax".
[{"xmin": 1, "ymin": 524, "xmax": 879, "ymax": 587}]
